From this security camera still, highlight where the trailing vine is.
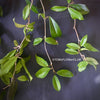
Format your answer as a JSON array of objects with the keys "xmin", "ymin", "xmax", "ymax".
[
  {"xmin": 51, "ymin": 0, "xmax": 99, "ymax": 72},
  {"xmin": 0, "ymin": 0, "xmax": 35, "ymax": 99},
  {"xmin": 33, "ymin": 0, "xmax": 73, "ymax": 91},
  {"xmin": 0, "ymin": 0, "xmax": 99, "ymax": 99}
]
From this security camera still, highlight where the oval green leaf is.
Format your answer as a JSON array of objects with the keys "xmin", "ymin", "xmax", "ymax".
[
  {"xmin": 35, "ymin": 68, "xmax": 50, "ymax": 79},
  {"xmin": 45, "ymin": 37, "xmax": 58, "ymax": 45},
  {"xmin": 84, "ymin": 43, "xmax": 99, "ymax": 52},
  {"xmin": 80, "ymin": 35, "xmax": 88, "ymax": 46},
  {"xmin": 49, "ymin": 16, "xmax": 62, "ymax": 38},
  {"xmin": 66, "ymin": 43, "xmax": 80, "ymax": 50},
  {"xmin": 57, "ymin": 69, "xmax": 73, "ymax": 78},
  {"xmin": 78, "ymin": 61, "xmax": 88, "ymax": 72},
  {"xmin": 33, "ymin": 38, "xmax": 43, "ymax": 46},
  {"xmin": 67, "ymin": 0, "xmax": 71, "ymax": 4},
  {"xmin": 23, "ymin": 4, "xmax": 30, "ymax": 20},
  {"xmin": 70, "ymin": 4, "xmax": 89, "ymax": 15},
  {"xmin": 35, "ymin": 55, "xmax": 48, "ymax": 67},
  {"xmin": 52, "ymin": 75, "xmax": 61, "ymax": 91},
  {"xmin": 17, "ymin": 75, "xmax": 28, "ymax": 81},
  {"xmin": 65, "ymin": 48, "xmax": 79, "ymax": 55},
  {"xmin": 51, "ymin": 6, "xmax": 67, "ymax": 12},
  {"xmin": 25, "ymin": 0, "xmax": 38, "ymax": 14},
  {"xmin": 68, "ymin": 7, "xmax": 84, "ymax": 20}
]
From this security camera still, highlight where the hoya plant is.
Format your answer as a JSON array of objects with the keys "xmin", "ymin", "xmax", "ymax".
[
  {"xmin": 33, "ymin": 0, "xmax": 73, "ymax": 91},
  {"xmin": 51, "ymin": 0, "xmax": 99, "ymax": 72},
  {"xmin": 0, "ymin": 0, "xmax": 35, "ymax": 99}
]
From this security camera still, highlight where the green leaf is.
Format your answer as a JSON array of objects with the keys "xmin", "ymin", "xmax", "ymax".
[
  {"xmin": 51, "ymin": 6, "xmax": 67, "ymax": 12},
  {"xmin": 20, "ymin": 35, "xmax": 30, "ymax": 55},
  {"xmin": 65, "ymin": 48, "xmax": 79, "ymax": 55},
  {"xmin": 68, "ymin": 7, "xmax": 84, "ymax": 20},
  {"xmin": 45, "ymin": 37, "xmax": 58, "ymax": 45},
  {"xmin": 84, "ymin": 43, "xmax": 99, "ymax": 52},
  {"xmin": 1, "ymin": 72, "xmax": 12, "ymax": 85},
  {"xmin": 35, "ymin": 55, "xmax": 48, "ymax": 67},
  {"xmin": 78, "ymin": 61, "xmax": 88, "ymax": 72},
  {"xmin": 21, "ymin": 59, "xmax": 33, "ymax": 81},
  {"xmin": 35, "ymin": 68, "xmax": 50, "ymax": 79},
  {"xmin": 67, "ymin": 0, "xmax": 71, "ymax": 4},
  {"xmin": 15, "ymin": 61, "xmax": 23, "ymax": 74},
  {"xmin": 80, "ymin": 35, "xmax": 88, "ymax": 46},
  {"xmin": 66, "ymin": 43, "xmax": 80, "ymax": 50},
  {"xmin": 85, "ymin": 57, "xmax": 99, "ymax": 70},
  {"xmin": 0, "ymin": 6, "xmax": 3, "ymax": 16},
  {"xmin": 0, "ymin": 50, "xmax": 16, "ymax": 64},
  {"xmin": 38, "ymin": 13, "xmax": 45, "ymax": 19},
  {"xmin": 25, "ymin": 0, "xmax": 39, "ymax": 14},
  {"xmin": 70, "ymin": 4, "xmax": 89, "ymax": 15},
  {"xmin": 80, "ymin": 48, "xmax": 88, "ymax": 51},
  {"xmin": 33, "ymin": 38, "xmax": 43, "ymax": 46},
  {"xmin": 23, "ymin": 4, "xmax": 30, "ymax": 20},
  {"xmin": 57, "ymin": 69, "xmax": 73, "ymax": 78},
  {"xmin": 0, "ymin": 56, "xmax": 17, "ymax": 76},
  {"xmin": 17, "ymin": 75, "xmax": 28, "ymax": 81},
  {"xmin": 49, "ymin": 16, "xmax": 62, "ymax": 38},
  {"xmin": 52, "ymin": 75, "xmax": 61, "ymax": 91},
  {"xmin": 13, "ymin": 40, "xmax": 18, "ymax": 47},
  {"xmin": 13, "ymin": 18, "xmax": 25, "ymax": 28},
  {"xmin": 27, "ymin": 22, "xmax": 35, "ymax": 32}
]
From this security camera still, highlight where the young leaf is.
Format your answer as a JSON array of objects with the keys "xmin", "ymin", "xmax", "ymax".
[
  {"xmin": 66, "ymin": 43, "xmax": 80, "ymax": 50},
  {"xmin": 67, "ymin": 0, "xmax": 71, "ymax": 4},
  {"xmin": 21, "ymin": 59, "xmax": 33, "ymax": 81},
  {"xmin": 38, "ymin": 13, "xmax": 45, "ymax": 19},
  {"xmin": 17, "ymin": 75, "xmax": 28, "ymax": 81},
  {"xmin": 52, "ymin": 75, "xmax": 61, "ymax": 91},
  {"xmin": 27, "ymin": 22, "xmax": 35, "ymax": 32},
  {"xmin": 0, "ymin": 6, "xmax": 3, "ymax": 16},
  {"xmin": 65, "ymin": 48, "xmax": 79, "ymax": 55},
  {"xmin": 51, "ymin": 6, "xmax": 67, "ymax": 12},
  {"xmin": 25, "ymin": 0, "xmax": 39, "ymax": 14},
  {"xmin": 85, "ymin": 57, "xmax": 99, "ymax": 69},
  {"xmin": 80, "ymin": 48, "xmax": 88, "ymax": 51},
  {"xmin": 35, "ymin": 68, "xmax": 50, "ymax": 79},
  {"xmin": 49, "ymin": 16, "xmax": 62, "ymax": 38},
  {"xmin": 35, "ymin": 55, "xmax": 48, "ymax": 67},
  {"xmin": 23, "ymin": 4, "xmax": 30, "ymax": 20},
  {"xmin": 78, "ymin": 61, "xmax": 88, "ymax": 72},
  {"xmin": 80, "ymin": 35, "xmax": 88, "ymax": 46},
  {"xmin": 33, "ymin": 38, "xmax": 43, "ymax": 46},
  {"xmin": 57, "ymin": 69, "xmax": 73, "ymax": 78},
  {"xmin": 70, "ymin": 4, "xmax": 89, "ymax": 15},
  {"xmin": 84, "ymin": 43, "xmax": 99, "ymax": 52},
  {"xmin": 45, "ymin": 37, "xmax": 58, "ymax": 45},
  {"xmin": 13, "ymin": 40, "xmax": 18, "ymax": 46},
  {"xmin": 68, "ymin": 7, "xmax": 84, "ymax": 20},
  {"xmin": 0, "ymin": 56, "xmax": 17, "ymax": 76},
  {"xmin": 13, "ymin": 18, "xmax": 25, "ymax": 28}
]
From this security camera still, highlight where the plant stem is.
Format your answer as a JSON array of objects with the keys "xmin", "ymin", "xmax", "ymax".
[
  {"xmin": 73, "ymin": 19, "xmax": 86, "ymax": 61},
  {"xmin": 40, "ymin": 0, "xmax": 56, "ymax": 73},
  {"xmin": 73, "ymin": 19, "xmax": 80, "ymax": 44}
]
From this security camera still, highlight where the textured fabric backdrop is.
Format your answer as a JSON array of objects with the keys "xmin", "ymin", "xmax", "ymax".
[{"xmin": 0, "ymin": 0, "xmax": 100, "ymax": 100}]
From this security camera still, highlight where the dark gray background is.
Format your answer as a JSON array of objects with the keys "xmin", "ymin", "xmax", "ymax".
[{"xmin": 0, "ymin": 0, "xmax": 100, "ymax": 100}]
